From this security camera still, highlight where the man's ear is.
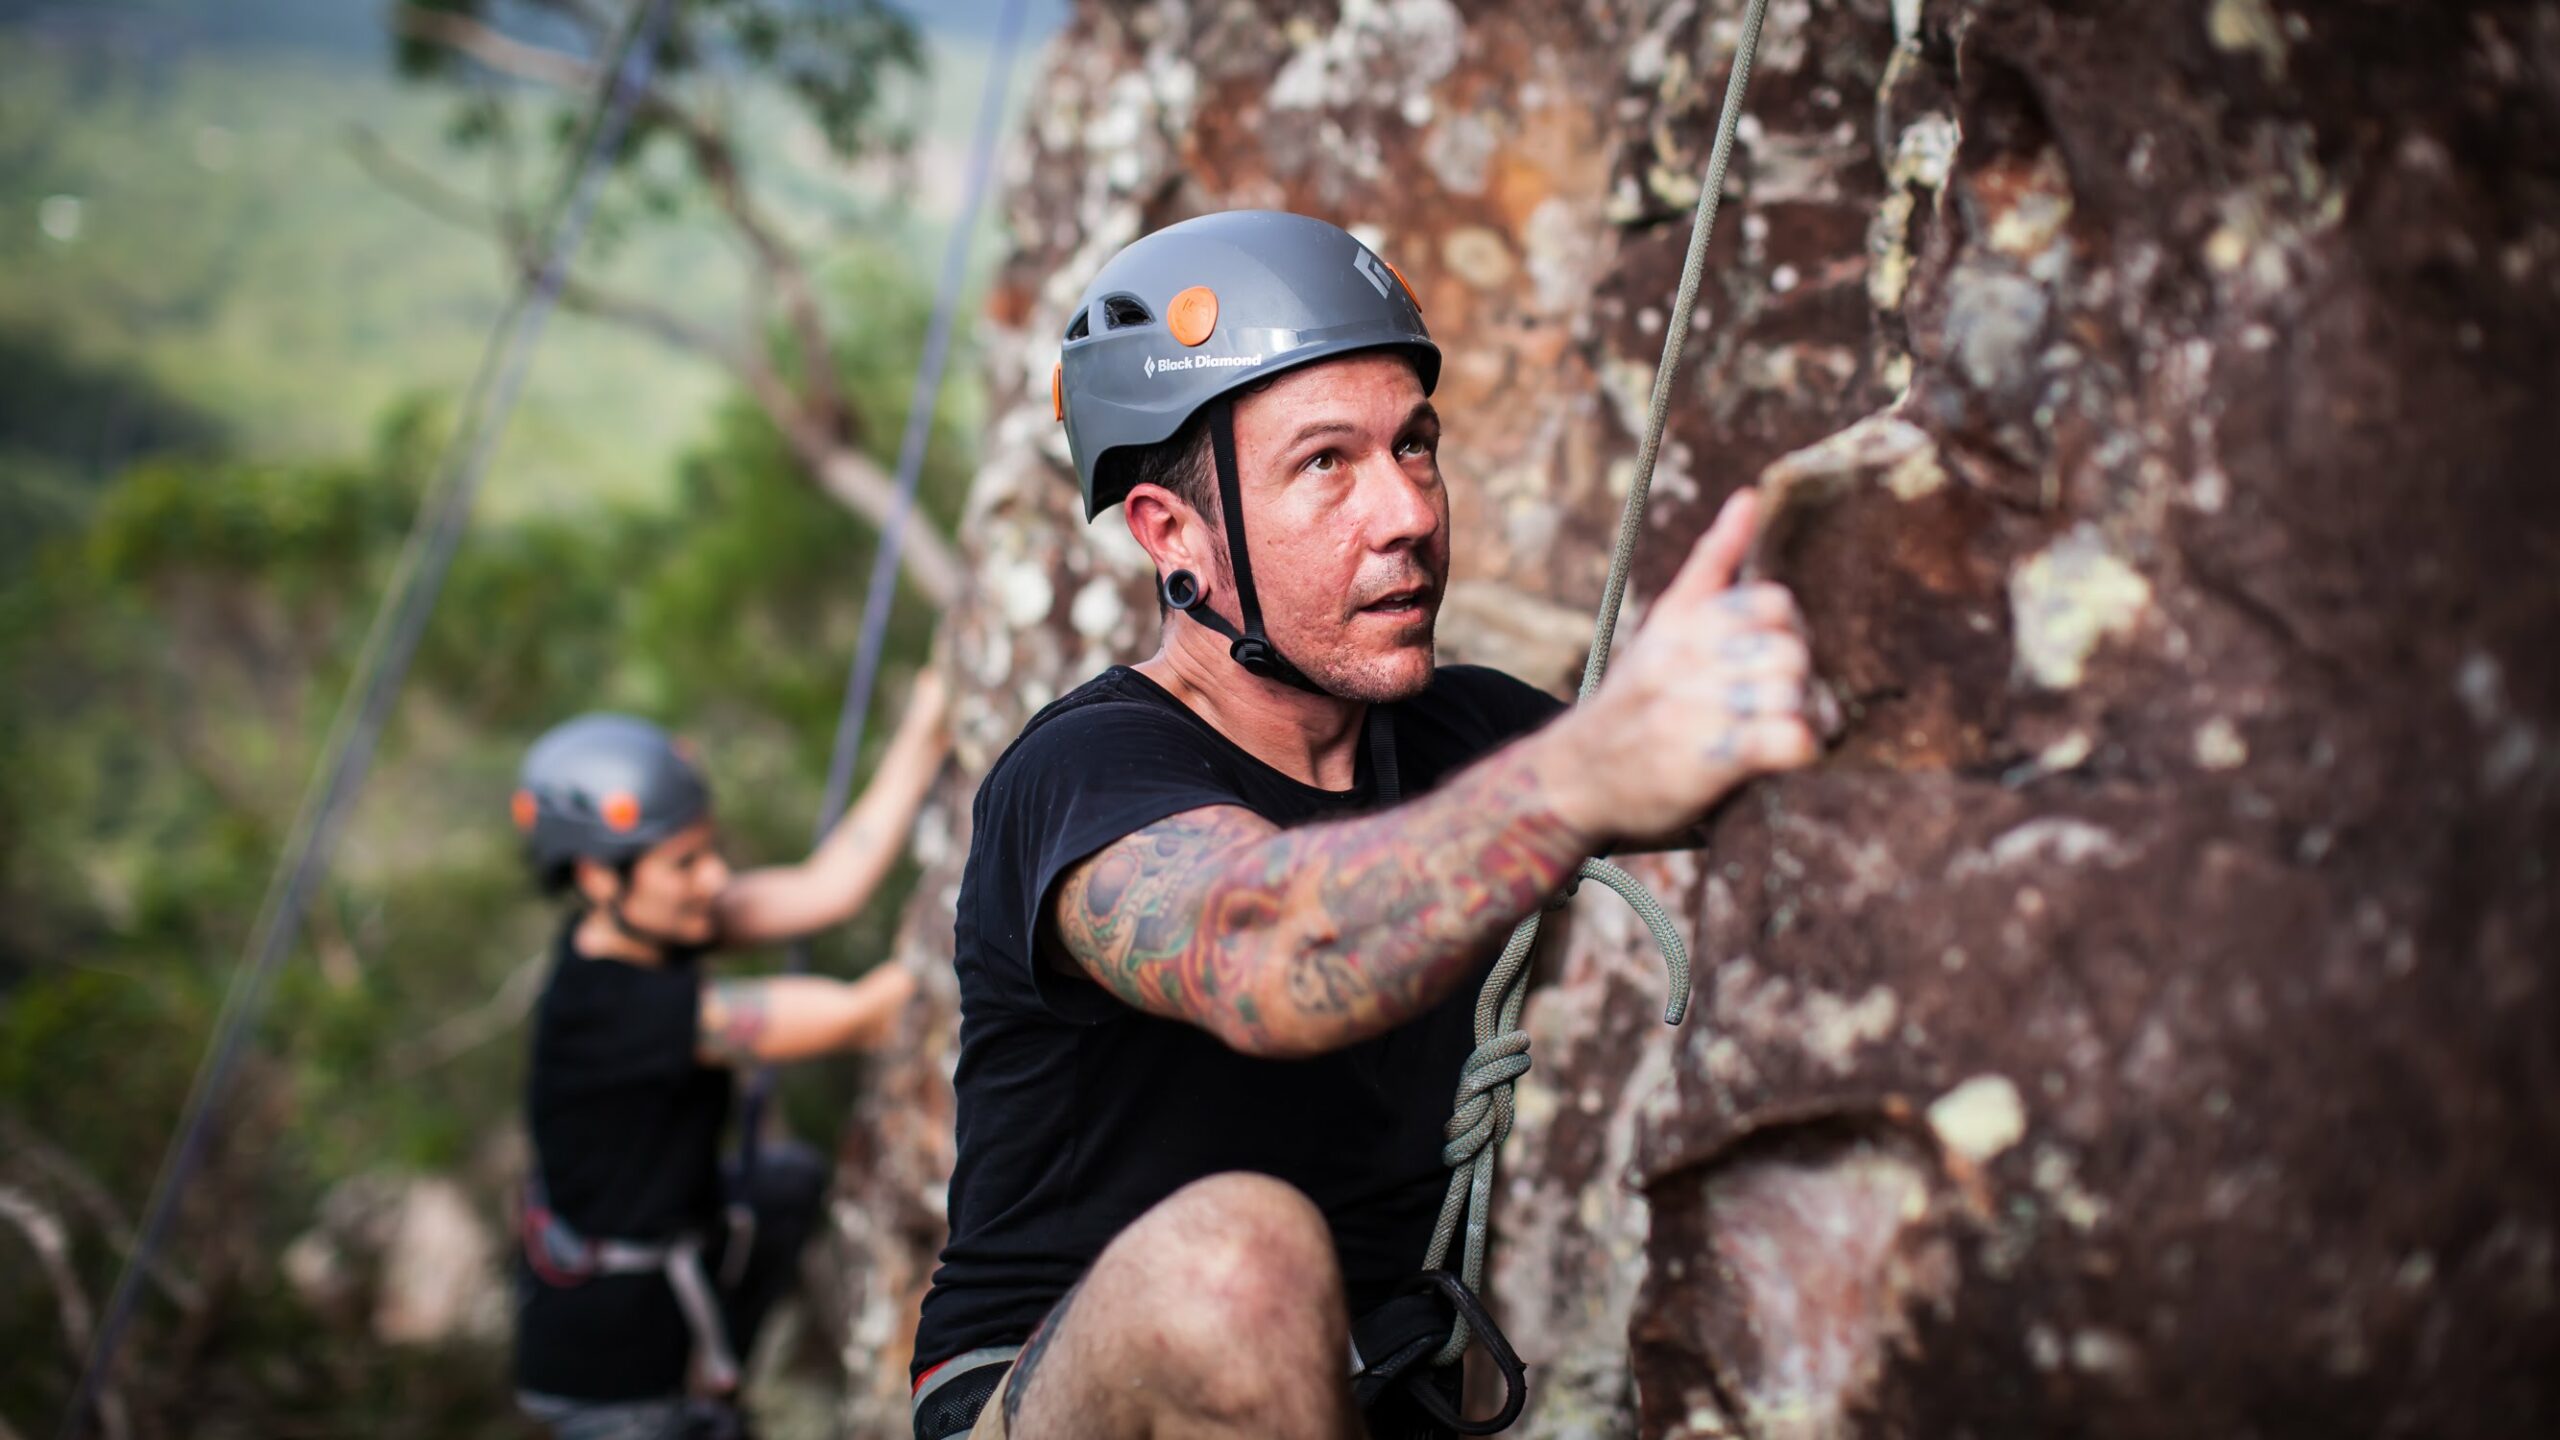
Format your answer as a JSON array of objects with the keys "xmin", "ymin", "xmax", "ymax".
[
  {"xmin": 1124, "ymin": 483, "xmax": 1212, "ymax": 583},
  {"xmin": 571, "ymin": 856, "xmax": 622, "ymax": 908}
]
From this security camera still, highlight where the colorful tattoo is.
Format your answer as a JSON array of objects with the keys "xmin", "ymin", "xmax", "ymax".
[
  {"xmin": 1051, "ymin": 747, "xmax": 1584, "ymax": 1054},
  {"xmin": 700, "ymin": 981, "xmax": 770, "ymax": 1065},
  {"xmin": 1003, "ymin": 1275, "xmax": 1084, "ymax": 1427}
]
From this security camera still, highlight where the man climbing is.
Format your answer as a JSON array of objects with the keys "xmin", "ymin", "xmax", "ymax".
[
  {"xmin": 908, "ymin": 210, "xmax": 1819, "ymax": 1439},
  {"xmin": 510, "ymin": 674, "xmax": 948, "ymax": 1440}
]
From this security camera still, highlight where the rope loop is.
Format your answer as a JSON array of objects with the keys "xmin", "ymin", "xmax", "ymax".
[{"xmin": 1575, "ymin": 859, "xmax": 1692, "ymax": 1025}]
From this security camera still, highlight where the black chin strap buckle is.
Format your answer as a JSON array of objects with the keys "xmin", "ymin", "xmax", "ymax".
[
  {"xmin": 1161, "ymin": 568, "xmax": 1323, "ymax": 693},
  {"xmin": 1228, "ymin": 636, "xmax": 1285, "ymax": 677}
]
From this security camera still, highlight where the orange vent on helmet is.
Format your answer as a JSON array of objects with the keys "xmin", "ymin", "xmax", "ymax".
[
  {"xmin": 1051, "ymin": 363, "xmax": 1064, "ymax": 421},
  {"xmin": 510, "ymin": 789, "xmax": 538, "ymax": 832},
  {"xmin": 1167, "ymin": 286, "xmax": 1219, "ymax": 347},
  {"xmin": 600, "ymin": 792, "xmax": 643, "ymax": 833},
  {"xmin": 1384, "ymin": 259, "xmax": 1421, "ymax": 312}
]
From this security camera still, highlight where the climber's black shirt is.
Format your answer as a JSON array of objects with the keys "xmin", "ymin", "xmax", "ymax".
[
  {"xmin": 514, "ymin": 925, "xmax": 731, "ymax": 1400},
  {"xmin": 912, "ymin": 663, "xmax": 1566, "ymax": 1376}
]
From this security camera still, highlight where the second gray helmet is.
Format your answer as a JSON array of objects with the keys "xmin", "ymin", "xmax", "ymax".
[
  {"xmin": 513, "ymin": 713, "xmax": 711, "ymax": 875},
  {"xmin": 1055, "ymin": 210, "xmax": 1440, "ymax": 518}
]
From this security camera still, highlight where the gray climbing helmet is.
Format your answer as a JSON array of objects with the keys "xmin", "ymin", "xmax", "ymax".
[
  {"xmin": 512, "ymin": 713, "xmax": 711, "ymax": 875},
  {"xmin": 1054, "ymin": 209, "xmax": 1439, "ymax": 519},
  {"xmin": 1053, "ymin": 211, "xmax": 1440, "ymax": 694}
]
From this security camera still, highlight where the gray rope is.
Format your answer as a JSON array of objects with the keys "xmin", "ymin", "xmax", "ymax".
[
  {"xmin": 1423, "ymin": 0, "xmax": 1769, "ymax": 1368},
  {"xmin": 732, "ymin": 0, "xmax": 1031, "ymax": 1189}
]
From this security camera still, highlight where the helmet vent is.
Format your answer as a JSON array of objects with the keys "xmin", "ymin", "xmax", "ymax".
[
  {"xmin": 1101, "ymin": 294, "xmax": 1154, "ymax": 330},
  {"xmin": 1064, "ymin": 307, "xmax": 1091, "ymax": 341}
]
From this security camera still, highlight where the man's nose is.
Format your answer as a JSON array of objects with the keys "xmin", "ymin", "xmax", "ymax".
[{"xmin": 1354, "ymin": 454, "xmax": 1440, "ymax": 551}]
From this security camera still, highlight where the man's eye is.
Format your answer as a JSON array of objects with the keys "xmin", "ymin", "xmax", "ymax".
[
  {"xmin": 1397, "ymin": 436, "xmax": 1435, "ymax": 458},
  {"xmin": 1304, "ymin": 451, "xmax": 1338, "ymax": 474}
]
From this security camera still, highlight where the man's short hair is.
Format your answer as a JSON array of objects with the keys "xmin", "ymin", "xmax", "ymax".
[
  {"xmin": 1097, "ymin": 405, "xmax": 1221, "ymax": 530},
  {"xmin": 1098, "ymin": 398, "xmax": 1231, "ymax": 615}
]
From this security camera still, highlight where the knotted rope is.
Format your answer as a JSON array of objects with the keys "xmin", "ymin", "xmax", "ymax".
[{"xmin": 1422, "ymin": 0, "xmax": 1772, "ymax": 1367}]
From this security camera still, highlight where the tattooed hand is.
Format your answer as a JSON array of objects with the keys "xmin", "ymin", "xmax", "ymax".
[{"xmin": 1545, "ymin": 488, "xmax": 1818, "ymax": 843}]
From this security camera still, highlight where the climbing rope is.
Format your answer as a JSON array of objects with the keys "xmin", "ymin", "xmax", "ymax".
[
  {"xmin": 1422, "ymin": 0, "xmax": 1771, "ymax": 1369},
  {"xmin": 52, "ymin": 5, "xmax": 678, "ymax": 1436},
  {"xmin": 730, "ymin": 0, "xmax": 1032, "ymax": 1184}
]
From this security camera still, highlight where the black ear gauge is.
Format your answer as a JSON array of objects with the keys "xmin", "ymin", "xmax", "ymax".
[{"xmin": 1160, "ymin": 568, "xmax": 1204, "ymax": 612}]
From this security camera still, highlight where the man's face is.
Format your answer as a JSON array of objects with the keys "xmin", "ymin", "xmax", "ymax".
[
  {"xmin": 1222, "ymin": 352, "xmax": 1449, "ymax": 703},
  {"xmin": 584, "ymin": 817, "xmax": 730, "ymax": 946}
]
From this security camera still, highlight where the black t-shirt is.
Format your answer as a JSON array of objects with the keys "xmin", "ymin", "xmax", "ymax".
[
  {"xmin": 514, "ymin": 925, "xmax": 733, "ymax": 1400},
  {"xmin": 912, "ymin": 664, "xmax": 1566, "ymax": 1375}
]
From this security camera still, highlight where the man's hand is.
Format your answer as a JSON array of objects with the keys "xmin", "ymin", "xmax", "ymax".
[
  {"xmin": 1540, "ymin": 489, "xmax": 1818, "ymax": 845},
  {"xmin": 1044, "ymin": 491, "xmax": 1816, "ymax": 1058},
  {"xmin": 714, "ymin": 669, "xmax": 951, "ymax": 948}
]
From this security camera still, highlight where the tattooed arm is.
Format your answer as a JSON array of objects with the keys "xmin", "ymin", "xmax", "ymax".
[
  {"xmin": 695, "ymin": 966, "xmax": 916, "ymax": 1066},
  {"xmin": 1048, "ymin": 738, "xmax": 1600, "ymax": 1059},
  {"xmin": 1049, "ymin": 491, "xmax": 1824, "ymax": 1058}
]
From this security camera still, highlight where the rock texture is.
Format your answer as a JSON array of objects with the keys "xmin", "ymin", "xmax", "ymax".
[
  {"xmin": 829, "ymin": 2, "xmax": 2560, "ymax": 1435},
  {"xmin": 281, "ymin": 1174, "xmax": 505, "ymax": 1347}
]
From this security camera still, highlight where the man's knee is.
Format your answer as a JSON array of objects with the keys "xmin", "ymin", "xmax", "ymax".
[
  {"xmin": 1123, "ymin": 1174, "xmax": 1343, "ymax": 1370},
  {"xmin": 1004, "ymin": 1176, "xmax": 1350, "ymax": 1432}
]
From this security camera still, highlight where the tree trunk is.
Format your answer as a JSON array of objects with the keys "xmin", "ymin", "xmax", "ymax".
[{"xmin": 830, "ymin": 2, "xmax": 2560, "ymax": 1435}]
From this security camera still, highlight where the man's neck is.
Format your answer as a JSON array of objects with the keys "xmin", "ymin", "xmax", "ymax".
[
  {"xmin": 572, "ymin": 907, "xmax": 666, "ymax": 967},
  {"xmin": 1136, "ymin": 621, "xmax": 1365, "ymax": 790}
]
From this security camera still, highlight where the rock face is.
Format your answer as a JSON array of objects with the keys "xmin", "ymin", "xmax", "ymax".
[
  {"xmin": 282, "ymin": 1174, "xmax": 505, "ymax": 1347},
  {"xmin": 829, "ymin": 2, "xmax": 2560, "ymax": 1435}
]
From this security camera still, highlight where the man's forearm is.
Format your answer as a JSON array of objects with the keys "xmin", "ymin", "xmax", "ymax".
[
  {"xmin": 1062, "ymin": 734, "xmax": 1599, "ymax": 1057},
  {"xmin": 717, "ymin": 715, "xmax": 946, "ymax": 945},
  {"xmin": 699, "ymin": 968, "xmax": 914, "ymax": 1065}
]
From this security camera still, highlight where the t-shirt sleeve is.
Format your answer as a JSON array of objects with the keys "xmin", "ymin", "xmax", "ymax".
[
  {"xmin": 541, "ymin": 959, "xmax": 705, "ymax": 1095},
  {"xmin": 976, "ymin": 701, "xmax": 1245, "ymax": 1023}
]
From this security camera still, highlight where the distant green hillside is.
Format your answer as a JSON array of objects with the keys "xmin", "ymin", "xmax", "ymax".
[
  {"xmin": 0, "ymin": 33, "xmax": 735, "ymax": 511},
  {"xmin": 0, "ymin": 10, "xmax": 1044, "ymax": 517}
]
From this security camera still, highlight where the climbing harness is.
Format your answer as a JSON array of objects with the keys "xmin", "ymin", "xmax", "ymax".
[
  {"xmin": 726, "ymin": 0, "xmax": 1032, "ymax": 1224},
  {"xmin": 518, "ymin": 1175, "xmax": 743, "ymax": 1393},
  {"xmin": 56, "ymin": 5, "xmax": 677, "ymax": 1435},
  {"xmin": 1402, "ymin": 0, "xmax": 1775, "ymax": 1413},
  {"xmin": 909, "ymin": 1345, "xmax": 1021, "ymax": 1440},
  {"xmin": 1351, "ymin": 1270, "xmax": 1530, "ymax": 1436}
]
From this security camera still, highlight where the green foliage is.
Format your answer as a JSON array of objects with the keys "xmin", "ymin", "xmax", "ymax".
[
  {"xmin": 0, "ymin": 224, "xmax": 975, "ymax": 1430},
  {"xmin": 0, "ymin": 0, "xmax": 1012, "ymax": 1425},
  {"xmin": 400, "ymin": 0, "xmax": 924, "ymax": 159},
  {"xmin": 396, "ymin": 0, "xmax": 927, "ymax": 264}
]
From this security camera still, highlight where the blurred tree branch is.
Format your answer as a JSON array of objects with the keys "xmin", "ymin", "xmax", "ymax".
[
  {"xmin": 373, "ymin": 0, "xmax": 962, "ymax": 607},
  {"xmin": 0, "ymin": 1116, "xmax": 205, "ymax": 1316},
  {"xmin": 389, "ymin": 4, "xmax": 596, "ymax": 91},
  {"xmin": 0, "ymin": 1184, "xmax": 132, "ymax": 1440},
  {"xmin": 389, "ymin": 949, "xmax": 550, "ymax": 1077}
]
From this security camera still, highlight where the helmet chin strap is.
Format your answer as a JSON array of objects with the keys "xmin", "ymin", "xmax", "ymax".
[
  {"xmin": 596, "ymin": 871, "xmax": 698, "ymax": 955},
  {"xmin": 1160, "ymin": 397, "xmax": 1331, "ymax": 698}
]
